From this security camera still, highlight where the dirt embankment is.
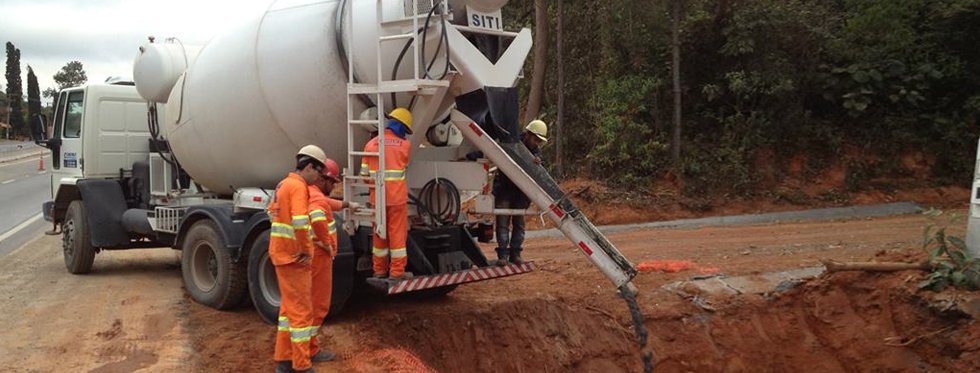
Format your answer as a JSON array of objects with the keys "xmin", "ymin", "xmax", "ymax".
[{"xmin": 542, "ymin": 176, "xmax": 970, "ymax": 228}]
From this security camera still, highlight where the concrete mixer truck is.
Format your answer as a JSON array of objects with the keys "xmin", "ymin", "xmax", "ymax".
[{"xmin": 31, "ymin": 0, "xmax": 640, "ymax": 324}]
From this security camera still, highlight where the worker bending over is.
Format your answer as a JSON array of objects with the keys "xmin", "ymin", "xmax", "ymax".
[
  {"xmin": 270, "ymin": 145, "xmax": 325, "ymax": 373},
  {"xmin": 361, "ymin": 108, "xmax": 413, "ymax": 280}
]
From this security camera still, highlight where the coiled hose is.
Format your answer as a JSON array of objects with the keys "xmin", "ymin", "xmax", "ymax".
[{"xmin": 409, "ymin": 178, "xmax": 460, "ymax": 227}]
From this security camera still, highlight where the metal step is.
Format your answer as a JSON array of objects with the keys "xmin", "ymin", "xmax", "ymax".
[
  {"xmin": 365, "ymin": 262, "xmax": 536, "ymax": 295},
  {"xmin": 379, "ymin": 33, "xmax": 415, "ymax": 42},
  {"xmin": 380, "ymin": 13, "xmax": 447, "ymax": 27},
  {"xmin": 348, "ymin": 79, "xmax": 449, "ymax": 95}
]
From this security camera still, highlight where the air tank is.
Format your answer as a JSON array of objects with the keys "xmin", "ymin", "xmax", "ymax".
[{"xmin": 134, "ymin": 0, "xmax": 456, "ymax": 195}]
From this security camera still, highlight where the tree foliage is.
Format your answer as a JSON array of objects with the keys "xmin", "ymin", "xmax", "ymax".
[
  {"xmin": 505, "ymin": 0, "xmax": 980, "ymax": 195},
  {"xmin": 27, "ymin": 65, "xmax": 41, "ymax": 120},
  {"xmin": 5, "ymin": 42, "xmax": 24, "ymax": 135},
  {"xmin": 43, "ymin": 60, "xmax": 87, "ymax": 98}
]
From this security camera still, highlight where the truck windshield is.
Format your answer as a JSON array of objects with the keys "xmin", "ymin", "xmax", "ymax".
[{"xmin": 63, "ymin": 91, "xmax": 84, "ymax": 138}]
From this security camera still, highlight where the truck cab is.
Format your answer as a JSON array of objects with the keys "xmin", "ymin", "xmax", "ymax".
[{"xmin": 40, "ymin": 83, "xmax": 153, "ymax": 226}]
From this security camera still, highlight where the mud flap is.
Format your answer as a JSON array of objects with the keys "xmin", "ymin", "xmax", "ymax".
[{"xmin": 77, "ymin": 179, "xmax": 130, "ymax": 248}]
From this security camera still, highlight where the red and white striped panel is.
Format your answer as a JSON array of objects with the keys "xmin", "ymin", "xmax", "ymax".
[{"xmin": 388, "ymin": 262, "xmax": 536, "ymax": 294}]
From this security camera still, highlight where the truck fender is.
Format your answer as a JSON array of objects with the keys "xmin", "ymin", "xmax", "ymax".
[
  {"xmin": 175, "ymin": 205, "xmax": 247, "ymax": 261},
  {"xmin": 239, "ymin": 212, "xmax": 271, "ymax": 261},
  {"xmin": 51, "ymin": 183, "xmax": 82, "ymax": 223}
]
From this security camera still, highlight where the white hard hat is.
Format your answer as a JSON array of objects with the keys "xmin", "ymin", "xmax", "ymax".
[
  {"xmin": 525, "ymin": 119, "xmax": 548, "ymax": 142},
  {"xmin": 297, "ymin": 145, "xmax": 327, "ymax": 165}
]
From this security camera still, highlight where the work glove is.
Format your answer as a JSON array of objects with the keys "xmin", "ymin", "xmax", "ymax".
[{"xmin": 348, "ymin": 201, "xmax": 363, "ymax": 212}]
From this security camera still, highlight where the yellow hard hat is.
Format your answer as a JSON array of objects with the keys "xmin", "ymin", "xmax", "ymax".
[
  {"xmin": 386, "ymin": 107, "xmax": 413, "ymax": 134},
  {"xmin": 525, "ymin": 119, "xmax": 548, "ymax": 142},
  {"xmin": 297, "ymin": 145, "xmax": 327, "ymax": 165}
]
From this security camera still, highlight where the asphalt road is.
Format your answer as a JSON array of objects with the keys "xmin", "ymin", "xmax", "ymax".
[{"xmin": 0, "ymin": 152, "xmax": 53, "ymax": 256}]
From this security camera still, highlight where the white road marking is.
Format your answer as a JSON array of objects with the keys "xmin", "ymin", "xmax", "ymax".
[
  {"xmin": 1, "ymin": 179, "xmax": 14, "ymax": 185},
  {"xmin": 0, "ymin": 213, "xmax": 43, "ymax": 243}
]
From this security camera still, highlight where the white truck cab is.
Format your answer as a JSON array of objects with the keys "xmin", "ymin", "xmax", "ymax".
[{"xmin": 41, "ymin": 83, "xmax": 155, "ymax": 222}]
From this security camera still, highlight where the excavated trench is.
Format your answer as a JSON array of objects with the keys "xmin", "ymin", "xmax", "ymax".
[{"xmin": 348, "ymin": 271, "xmax": 979, "ymax": 373}]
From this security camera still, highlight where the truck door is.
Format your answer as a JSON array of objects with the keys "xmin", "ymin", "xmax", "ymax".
[
  {"xmin": 48, "ymin": 88, "xmax": 85, "ymax": 200},
  {"xmin": 58, "ymin": 90, "xmax": 85, "ymax": 174}
]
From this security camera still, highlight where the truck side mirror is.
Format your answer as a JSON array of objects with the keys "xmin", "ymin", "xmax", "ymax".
[{"xmin": 30, "ymin": 114, "xmax": 48, "ymax": 144}]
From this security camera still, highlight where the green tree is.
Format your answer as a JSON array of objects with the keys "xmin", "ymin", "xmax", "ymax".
[
  {"xmin": 27, "ymin": 65, "xmax": 41, "ymax": 122},
  {"xmin": 43, "ymin": 60, "xmax": 87, "ymax": 98},
  {"xmin": 5, "ymin": 42, "xmax": 24, "ymax": 136}
]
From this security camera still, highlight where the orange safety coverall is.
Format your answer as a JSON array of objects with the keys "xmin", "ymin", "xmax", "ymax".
[
  {"xmin": 361, "ymin": 128, "xmax": 411, "ymax": 277},
  {"xmin": 306, "ymin": 186, "xmax": 340, "ymax": 357},
  {"xmin": 267, "ymin": 172, "xmax": 315, "ymax": 371}
]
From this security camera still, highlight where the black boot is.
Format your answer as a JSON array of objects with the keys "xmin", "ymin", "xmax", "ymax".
[
  {"xmin": 312, "ymin": 350, "xmax": 336, "ymax": 362},
  {"xmin": 495, "ymin": 248, "xmax": 509, "ymax": 266},
  {"xmin": 509, "ymin": 249, "xmax": 524, "ymax": 265},
  {"xmin": 275, "ymin": 361, "xmax": 292, "ymax": 373}
]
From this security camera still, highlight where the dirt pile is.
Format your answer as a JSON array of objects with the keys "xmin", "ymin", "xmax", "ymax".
[
  {"xmin": 336, "ymin": 271, "xmax": 980, "ymax": 372},
  {"xmin": 349, "ymin": 296, "xmax": 638, "ymax": 373},
  {"xmin": 647, "ymin": 270, "xmax": 980, "ymax": 372}
]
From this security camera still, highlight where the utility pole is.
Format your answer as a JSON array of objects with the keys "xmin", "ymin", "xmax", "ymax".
[{"xmin": 556, "ymin": 0, "xmax": 564, "ymax": 179}]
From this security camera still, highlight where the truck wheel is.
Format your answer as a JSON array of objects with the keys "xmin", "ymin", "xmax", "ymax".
[
  {"xmin": 181, "ymin": 220, "xmax": 246, "ymax": 310},
  {"xmin": 247, "ymin": 231, "xmax": 280, "ymax": 324},
  {"xmin": 63, "ymin": 200, "xmax": 96, "ymax": 274}
]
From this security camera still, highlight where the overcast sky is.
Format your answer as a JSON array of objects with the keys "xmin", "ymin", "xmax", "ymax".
[{"xmin": 1, "ymin": 0, "xmax": 274, "ymax": 103}]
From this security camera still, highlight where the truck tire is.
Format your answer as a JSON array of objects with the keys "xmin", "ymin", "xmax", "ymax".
[
  {"xmin": 63, "ymin": 200, "xmax": 96, "ymax": 274},
  {"xmin": 247, "ymin": 231, "xmax": 280, "ymax": 324},
  {"xmin": 181, "ymin": 220, "xmax": 246, "ymax": 310},
  {"xmin": 248, "ymin": 223, "xmax": 355, "ymax": 325}
]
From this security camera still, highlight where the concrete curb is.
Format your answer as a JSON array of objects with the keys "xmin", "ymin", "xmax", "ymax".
[
  {"xmin": 525, "ymin": 202, "xmax": 924, "ymax": 239},
  {"xmin": 0, "ymin": 150, "xmax": 48, "ymax": 165}
]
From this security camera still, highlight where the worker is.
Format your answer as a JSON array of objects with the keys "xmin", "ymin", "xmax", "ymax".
[
  {"xmin": 306, "ymin": 158, "xmax": 359, "ymax": 364},
  {"xmin": 467, "ymin": 120, "xmax": 547, "ymax": 266},
  {"xmin": 361, "ymin": 108, "xmax": 413, "ymax": 280},
  {"xmin": 270, "ymin": 145, "xmax": 325, "ymax": 373}
]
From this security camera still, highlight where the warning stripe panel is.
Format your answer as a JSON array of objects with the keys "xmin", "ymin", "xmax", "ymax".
[{"xmin": 387, "ymin": 262, "xmax": 536, "ymax": 295}]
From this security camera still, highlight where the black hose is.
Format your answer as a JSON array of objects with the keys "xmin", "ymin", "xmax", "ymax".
[
  {"xmin": 410, "ymin": 177, "xmax": 460, "ymax": 227},
  {"xmin": 145, "ymin": 102, "xmax": 184, "ymax": 189},
  {"xmin": 391, "ymin": 0, "xmax": 451, "ymax": 107},
  {"xmin": 420, "ymin": 1, "xmax": 451, "ymax": 80},
  {"xmin": 336, "ymin": 0, "xmax": 374, "ymax": 108}
]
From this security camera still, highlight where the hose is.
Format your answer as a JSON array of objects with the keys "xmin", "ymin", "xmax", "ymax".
[
  {"xmin": 409, "ymin": 177, "xmax": 460, "ymax": 227},
  {"xmin": 145, "ymin": 102, "xmax": 184, "ymax": 189},
  {"xmin": 336, "ymin": 0, "xmax": 374, "ymax": 108},
  {"xmin": 390, "ymin": 0, "xmax": 451, "ymax": 108}
]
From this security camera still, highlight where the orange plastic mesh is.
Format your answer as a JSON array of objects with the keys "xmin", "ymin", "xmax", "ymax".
[
  {"xmin": 637, "ymin": 260, "xmax": 721, "ymax": 274},
  {"xmin": 343, "ymin": 348, "xmax": 438, "ymax": 373}
]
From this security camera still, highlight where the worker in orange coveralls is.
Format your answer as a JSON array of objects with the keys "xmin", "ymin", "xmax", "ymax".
[
  {"xmin": 360, "ymin": 108, "xmax": 413, "ymax": 280},
  {"xmin": 270, "ymin": 145, "xmax": 325, "ymax": 373},
  {"xmin": 305, "ymin": 158, "xmax": 360, "ymax": 364}
]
